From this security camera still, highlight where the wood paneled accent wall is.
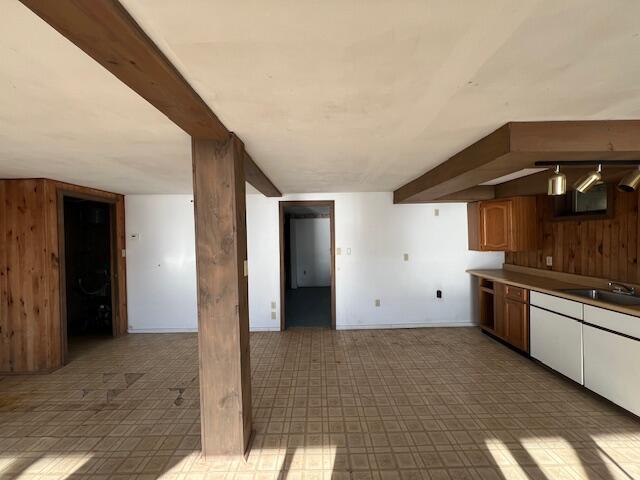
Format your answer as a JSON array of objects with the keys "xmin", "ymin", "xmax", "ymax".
[
  {"xmin": 0, "ymin": 179, "xmax": 127, "ymax": 373},
  {"xmin": 505, "ymin": 190, "xmax": 639, "ymax": 283}
]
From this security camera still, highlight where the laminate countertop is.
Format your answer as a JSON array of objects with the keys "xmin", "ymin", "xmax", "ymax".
[{"xmin": 467, "ymin": 269, "xmax": 640, "ymax": 318}]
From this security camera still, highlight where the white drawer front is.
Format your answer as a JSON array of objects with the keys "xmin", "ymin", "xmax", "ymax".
[
  {"xmin": 530, "ymin": 291, "xmax": 583, "ymax": 320},
  {"xmin": 530, "ymin": 306, "xmax": 583, "ymax": 384},
  {"xmin": 584, "ymin": 305, "xmax": 640, "ymax": 340},
  {"xmin": 584, "ymin": 325, "xmax": 640, "ymax": 416}
]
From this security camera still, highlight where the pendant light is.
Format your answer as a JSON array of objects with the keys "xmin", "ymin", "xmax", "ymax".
[
  {"xmin": 547, "ymin": 165, "xmax": 566, "ymax": 196},
  {"xmin": 573, "ymin": 164, "xmax": 602, "ymax": 193},
  {"xmin": 618, "ymin": 166, "xmax": 640, "ymax": 192}
]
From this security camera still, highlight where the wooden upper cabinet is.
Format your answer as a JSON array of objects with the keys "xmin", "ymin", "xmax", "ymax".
[
  {"xmin": 480, "ymin": 200, "xmax": 511, "ymax": 250},
  {"xmin": 468, "ymin": 196, "xmax": 537, "ymax": 252}
]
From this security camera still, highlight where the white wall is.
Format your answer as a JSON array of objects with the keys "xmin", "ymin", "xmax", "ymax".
[
  {"xmin": 248, "ymin": 192, "xmax": 503, "ymax": 330},
  {"xmin": 293, "ymin": 218, "xmax": 331, "ymax": 287},
  {"xmin": 125, "ymin": 192, "xmax": 503, "ymax": 332},
  {"xmin": 125, "ymin": 195, "xmax": 198, "ymax": 332}
]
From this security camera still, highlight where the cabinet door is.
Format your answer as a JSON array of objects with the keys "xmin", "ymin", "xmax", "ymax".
[
  {"xmin": 493, "ymin": 284, "xmax": 506, "ymax": 338},
  {"xmin": 530, "ymin": 306, "xmax": 583, "ymax": 384},
  {"xmin": 504, "ymin": 298, "xmax": 528, "ymax": 351},
  {"xmin": 480, "ymin": 200, "xmax": 512, "ymax": 251},
  {"xmin": 584, "ymin": 325, "xmax": 640, "ymax": 416}
]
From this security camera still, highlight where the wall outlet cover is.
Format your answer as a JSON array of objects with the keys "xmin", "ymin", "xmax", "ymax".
[
  {"xmin": 375, "ymin": 299, "xmax": 381, "ymax": 307},
  {"xmin": 403, "ymin": 253, "xmax": 409, "ymax": 261},
  {"xmin": 271, "ymin": 311, "xmax": 276, "ymax": 320},
  {"xmin": 434, "ymin": 209, "xmax": 440, "ymax": 216},
  {"xmin": 546, "ymin": 256, "xmax": 553, "ymax": 267}
]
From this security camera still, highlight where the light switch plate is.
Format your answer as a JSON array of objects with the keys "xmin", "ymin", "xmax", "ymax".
[
  {"xmin": 403, "ymin": 253, "xmax": 409, "ymax": 261},
  {"xmin": 434, "ymin": 208, "xmax": 440, "ymax": 216},
  {"xmin": 271, "ymin": 301, "xmax": 276, "ymax": 310},
  {"xmin": 336, "ymin": 247, "xmax": 342, "ymax": 255},
  {"xmin": 545, "ymin": 256, "xmax": 553, "ymax": 267},
  {"xmin": 375, "ymin": 299, "xmax": 381, "ymax": 307}
]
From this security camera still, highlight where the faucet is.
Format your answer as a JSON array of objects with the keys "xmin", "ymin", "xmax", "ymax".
[{"xmin": 609, "ymin": 281, "xmax": 636, "ymax": 296}]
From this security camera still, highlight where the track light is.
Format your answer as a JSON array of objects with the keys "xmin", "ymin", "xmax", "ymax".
[
  {"xmin": 547, "ymin": 165, "xmax": 566, "ymax": 196},
  {"xmin": 618, "ymin": 166, "xmax": 640, "ymax": 192},
  {"xmin": 573, "ymin": 164, "xmax": 602, "ymax": 193}
]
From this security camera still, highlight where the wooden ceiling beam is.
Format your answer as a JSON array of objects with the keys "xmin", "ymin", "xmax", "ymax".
[
  {"xmin": 20, "ymin": 0, "xmax": 281, "ymax": 197},
  {"xmin": 411, "ymin": 186, "xmax": 496, "ymax": 203},
  {"xmin": 243, "ymin": 152, "xmax": 281, "ymax": 197},
  {"xmin": 394, "ymin": 121, "xmax": 640, "ymax": 204}
]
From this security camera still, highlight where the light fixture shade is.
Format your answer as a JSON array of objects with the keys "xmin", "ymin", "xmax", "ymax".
[
  {"xmin": 573, "ymin": 164, "xmax": 602, "ymax": 193},
  {"xmin": 618, "ymin": 167, "xmax": 640, "ymax": 192},
  {"xmin": 548, "ymin": 165, "xmax": 566, "ymax": 196}
]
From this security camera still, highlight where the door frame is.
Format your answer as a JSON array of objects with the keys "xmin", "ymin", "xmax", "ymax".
[
  {"xmin": 279, "ymin": 200, "xmax": 336, "ymax": 330},
  {"xmin": 57, "ymin": 190, "xmax": 120, "ymax": 363}
]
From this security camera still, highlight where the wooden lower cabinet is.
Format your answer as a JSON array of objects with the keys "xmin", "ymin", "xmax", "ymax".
[
  {"xmin": 504, "ymin": 298, "xmax": 528, "ymax": 351},
  {"xmin": 486, "ymin": 282, "xmax": 529, "ymax": 352}
]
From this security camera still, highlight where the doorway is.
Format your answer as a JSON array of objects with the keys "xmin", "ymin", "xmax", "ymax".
[
  {"xmin": 59, "ymin": 193, "xmax": 118, "ymax": 360},
  {"xmin": 279, "ymin": 201, "xmax": 336, "ymax": 329}
]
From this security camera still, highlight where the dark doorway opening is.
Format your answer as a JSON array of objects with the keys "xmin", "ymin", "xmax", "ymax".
[
  {"xmin": 279, "ymin": 201, "xmax": 336, "ymax": 329},
  {"xmin": 61, "ymin": 196, "xmax": 115, "ymax": 357}
]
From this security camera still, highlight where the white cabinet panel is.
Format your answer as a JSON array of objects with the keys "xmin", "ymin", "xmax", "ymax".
[
  {"xmin": 530, "ymin": 291, "xmax": 583, "ymax": 320},
  {"xmin": 584, "ymin": 305, "xmax": 640, "ymax": 340},
  {"xmin": 530, "ymin": 306, "xmax": 583, "ymax": 384},
  {"xmin": 584, "ymin": 325, "xmax": 640, "ymax": 417}
]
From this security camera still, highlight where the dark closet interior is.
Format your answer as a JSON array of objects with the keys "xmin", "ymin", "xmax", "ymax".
[{"xmin": 63, "ymin": 197, "xmax": 113, "ymax": 338}]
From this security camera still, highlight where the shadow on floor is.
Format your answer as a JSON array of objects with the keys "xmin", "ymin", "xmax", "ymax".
[{"xmin": 1, "ymin": 329, "xmax": 640, "ymax": 479}]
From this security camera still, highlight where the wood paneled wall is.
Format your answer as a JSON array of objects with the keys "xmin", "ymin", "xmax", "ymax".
[
  {"xmin": 505, "ymin": 190, "xmax": 640, "ymax": 284},
  {"xmin": 0, "ymin": 179, "xmax": 127, "ymax": 373}
]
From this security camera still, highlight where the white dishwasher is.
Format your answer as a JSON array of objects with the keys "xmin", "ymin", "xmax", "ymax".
[{"xmin": 530, "ymin": 292, "xmax": 584, "ymax": 384}]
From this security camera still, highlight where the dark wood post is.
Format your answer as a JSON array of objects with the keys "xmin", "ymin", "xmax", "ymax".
[{"xmin": 192, "ymin": 134, "xmax": 252, "ymax": 457}]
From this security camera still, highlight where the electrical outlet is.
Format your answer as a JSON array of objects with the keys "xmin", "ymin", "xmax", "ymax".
[
  {"xmin": 434, "ymin": 208, "xmax": 440, "ymax": 217},
  {"xmin": 375, "ymin": 299, "xmax": 381, "ymax": 307},
  {"xmin": 546, "ymin": 256, "xmax": 553, "ymax": 267},
  {"xmin": 403, "ymin": 253, "xmax": 409, "ymax": 261},
  {"xmin": 436, "ymin": 290, "xmax": 442, "ymax": 299},
  {"xmin": 271, "ymin": 301, "xmax": 276, "ymax": 310}
]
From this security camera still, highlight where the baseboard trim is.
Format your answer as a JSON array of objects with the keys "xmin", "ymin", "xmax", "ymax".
[
  {"xmin": 336, "ymin": 322, "xmax": 477, "ymax": 331},
  {"xmin": 128, "ymin": 328, "xmax": 198, "ymax": 333},
  {"xmin": 128, "ymin": 324, "xmax": 475, "ymax": 333},
  {"xmin": 128, "ymin": 326, "xmax": 281, "ymax": 333}
]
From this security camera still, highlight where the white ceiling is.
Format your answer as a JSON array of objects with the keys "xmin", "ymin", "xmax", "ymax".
[{"xmin": 2, "ymin": 0, "xmax": 640, "ymax": 194}]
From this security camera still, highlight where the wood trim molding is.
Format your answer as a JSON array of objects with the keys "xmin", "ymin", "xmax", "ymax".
[
  {"xmin": 394, "ymin": 121, "xmax": 640, "ymax": 204},
  {"xmin": 20, "ymin": 0, "xmax": 281, "ymax": 197}
]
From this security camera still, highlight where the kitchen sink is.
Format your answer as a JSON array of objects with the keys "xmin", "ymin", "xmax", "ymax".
[{"xmin": 561, "ymin": 288, "xmax": 640, "ymax": 306}]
